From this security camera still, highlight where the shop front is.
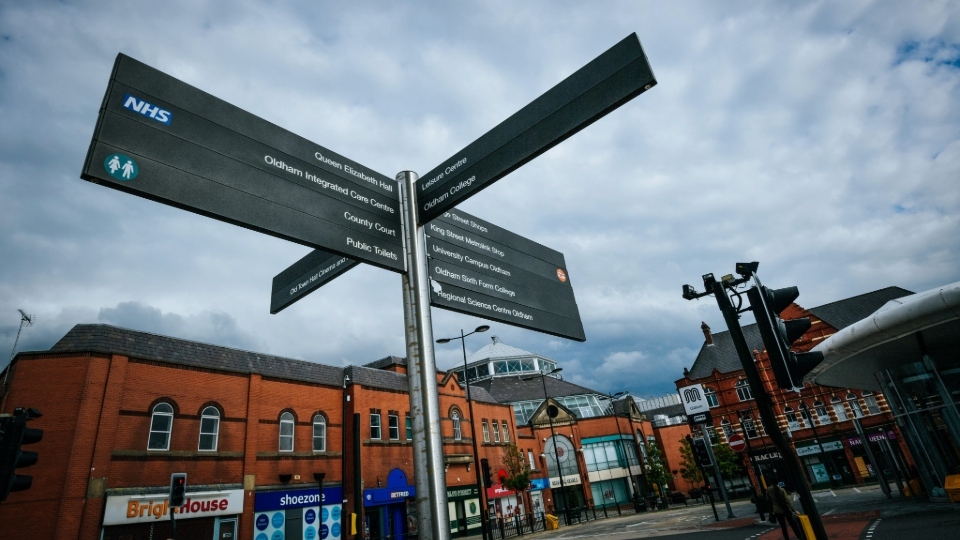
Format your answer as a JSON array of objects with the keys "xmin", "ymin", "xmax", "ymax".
[
  {"xmin": 485, "ymin": 483, "xmax": 520, "ymax": 519},
  {"xmin": 795, "ymin": 439, "xmax": 852, "ymax": 489},
  {"xmin": 847, "ymin": 428, "xmax": 906, "ymax": 485},
  {"xmin": 446, "ymin": 485, "xmax": 482, "ymax": 537},
  {"xmin": 101, "ymin": 486, "xmax": 244, "ymax": 540},
  {"xmin": 528, "ymin": 478, "xmax": 548, "ymax": 519},
  {"xmin": 253, "ymin": 486, "xmax": 343, "ymax": 540},
  {"xmin": 363, "ymin": 468, "xmax": 417, "ymax": 540},
  {"xmin": 749, "ymin": 450, "xmax": 795, "ymax": 491}
]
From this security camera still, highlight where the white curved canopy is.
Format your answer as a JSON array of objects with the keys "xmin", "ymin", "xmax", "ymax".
[{"xmin": 808, "ymin": 281, "xmax": 960, "ymax": 390}]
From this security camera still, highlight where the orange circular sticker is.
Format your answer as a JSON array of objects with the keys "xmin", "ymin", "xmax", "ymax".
[{"xmin": 556, "ymin": 269, "xmax": 567, "ymax": 283}]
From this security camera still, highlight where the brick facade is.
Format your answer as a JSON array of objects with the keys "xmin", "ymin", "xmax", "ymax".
[{"xmin": 0, "ymin": 325, "xmax": 518, "ymax": 540}]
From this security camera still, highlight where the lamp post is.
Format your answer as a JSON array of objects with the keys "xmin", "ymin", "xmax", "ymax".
[
  {"xmin": 437, "ymin": 325, "xmax": 490, "ymax": 540},
  {"xmin": 521, "ymin": 367, "xmax": 570, "ymax": 525}
]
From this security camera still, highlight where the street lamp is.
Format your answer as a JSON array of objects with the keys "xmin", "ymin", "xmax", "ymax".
[
  {"xmin": 608, "ymin": 391, "xmax": 646, "ymax": 512},
  {"xmin": 436, "ymin": 325, "xmax": 490, "ymax": 540},
  {"xmin": 521, "ymin": 367, "xmax": 571, "ymax": 524}
]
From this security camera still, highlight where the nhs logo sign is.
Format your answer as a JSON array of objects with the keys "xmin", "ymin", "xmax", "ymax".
[{"xmin": 122, "ymin": 94, "xmax": 172, "ymax": 125}]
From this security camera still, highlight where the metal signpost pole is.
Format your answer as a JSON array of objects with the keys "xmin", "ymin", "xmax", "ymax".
[
  {"xmin": 399, "ymin": 171, "xmax": 451, "ymax": 540},
  {"xmin": 699, "ymin": 424, "xmax": 735, "ymax": 518},
  {"xmin": 710, "ymin": 279, "xmax": 828, "ymax": 540},
  {"xmin": 458, "ymin": 330, "xmax": 490, "ymax": 540}
]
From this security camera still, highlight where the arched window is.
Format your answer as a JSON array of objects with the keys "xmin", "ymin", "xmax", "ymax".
[
  {"xmin": 148, "ymin": 403, "xmax": 174, "ymax": 450},
  {"xmin": 862, "ymin": 391, "xmax": 881, "ymax": 415},
  {"xmin": 797, "ymin": 403, "xmax": 811, "ymax": 429},
  {"xmin": 452, "ymin": 411, "xmax": 462, "ymax": 441},
  {"xmin": 813, "ymin": 401, "xmax": 831, "ymax": 425},
  {"xmin": 198, "ymin": 406, "xmax": 220, "ymax": 451},
  {"xmin": 720, "ymin": 418, "xmax": 733, "ymax": 438},
  {"xmin": 783, "ymin": 406, "xmax": 800, "ymax": 431},
  {"xmin": 279, "ymin": 412, "xmax": 295, "ymax": 452},
  {"xmin": 740, "ymin": 415, "xmax": 759, "ymax": 439},
  {"xmin": 735, "ymin": 380, "xmax": 753, "ymax": 402},
  {"xmin": 846, "ymin": 393, "xmax": 864, "ymax": 418},
  {"xmin": 831, "ymin": 396, "xmax": 849, "ymax": 421},
  {"xmin": 313, "ymin": 414, "xmax": 327, "ymax": 452}
]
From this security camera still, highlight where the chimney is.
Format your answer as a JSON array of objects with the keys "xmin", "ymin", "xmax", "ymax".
[{"xmin": 701, "ymin": 322, "xmax": 713, "ymax": 345}]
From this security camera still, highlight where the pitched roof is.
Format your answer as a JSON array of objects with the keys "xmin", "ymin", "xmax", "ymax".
[
  {"xmin": 466, "ymin": 336, "xmax": 537, "ymax": 363},
  {"xmin": 363, "ymin": 356, "xmax": 407, "ymax": 369},
  {"xmin": 50, "ymin": 324, "xmax": 346, "ymax": 386},
  {"xmin": 473, "ymin": 374, "xmax": 605, "ymax": 403},
  {"xmin": 687, "ymin": 286, "xmax": 914, "ymax": 379}
]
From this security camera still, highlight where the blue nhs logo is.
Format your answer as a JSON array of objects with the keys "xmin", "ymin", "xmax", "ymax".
[{"xmin": 122, "ymin": 94, "xmax": 172, "ymax": 125}]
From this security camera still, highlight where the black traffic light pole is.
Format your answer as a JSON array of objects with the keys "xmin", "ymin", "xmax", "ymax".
[
  {"xmin": 687, "ymin": 436, "xmax": 719, "ymax": 521},
  {"xmin": 707, "ymin": 274, "xmax": 827, "ymax": 540}
]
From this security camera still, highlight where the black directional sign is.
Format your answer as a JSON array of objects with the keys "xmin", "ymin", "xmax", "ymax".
[
  {"xmin": 271, "ymin": 250, "xmax": 360, "ymax": 314},
  {"xmin": 417, "ymin": 33, "xmax": 656, "ymax": 224},
  {"xmin": 81, "ymin": 54, "xmax": 405, "ymax": 273},
  {"xmin": 426, "ymin": 209, "xmax": 585, "ymax": 341}
]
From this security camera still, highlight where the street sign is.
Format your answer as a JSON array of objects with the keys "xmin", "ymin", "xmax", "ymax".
[
  {"xmin": 416, "ymin": 33, "xmax": 657, "ymax": 224},
  {"xmin": 426, "ymin": 208, "xmax": 585, "ymax": 341},
  {"xmin": 678, "ymin": 384, "xmax": 709, "ymax": 415},
  {"xmin": 81, "ymin": 54, "xmax": 405, "ymax": 273},
  {"xmin": 727, "ymin": 434, "xmax": 746, "ymax": 453},
  {"xmin": 270, "ymin": 250, "xmax": 360, "ymax": 314},
  {"xmin": 688, "ymin": 411, "xmax": 712, "ymax": 426}
]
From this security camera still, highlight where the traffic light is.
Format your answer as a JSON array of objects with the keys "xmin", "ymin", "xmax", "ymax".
[
  {"xmin": 689, "ymin": 437, "xmax": 712, "ymax": 469},
  {"xmin": 480, "ymin": 458, "xmax": 492, "ymax": 487},
  {"xmin": 0, "ymin": 407, "xmax": 43, "ymax": 502},
  {"xmin": 169, "ymin": 473, "xmax": 187, "ymax": 507},
  {"xmin": 747, "ymin": 285, "xmax": 824, "ymax": 390}
]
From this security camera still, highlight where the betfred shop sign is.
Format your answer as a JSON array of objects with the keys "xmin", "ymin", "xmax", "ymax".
[{"xmin": 103, "ymin": 488, "xmax": 244, "ymax": 525}]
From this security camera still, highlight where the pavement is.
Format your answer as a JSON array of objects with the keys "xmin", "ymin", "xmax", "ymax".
[{"xmin": 517, "ymin": 484, "xmax": 960, "ymax": 540}]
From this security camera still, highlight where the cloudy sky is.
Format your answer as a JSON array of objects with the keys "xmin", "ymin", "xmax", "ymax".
[{"xmin": 1, "ymin": 1, "xmax": 958, "ymax": 400}]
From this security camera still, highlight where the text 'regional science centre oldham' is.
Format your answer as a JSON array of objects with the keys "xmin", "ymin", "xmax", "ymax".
[
  {"xmin": 426, "ymin": 209, "xmax": 585, "ymax": 342},
  {"xmin": 416, "ymin": 33, "xmax": 656, "ymax": 224},
  {"xmin": 81, "ymin": 54, "xmax": 405, "ymax": 273}
]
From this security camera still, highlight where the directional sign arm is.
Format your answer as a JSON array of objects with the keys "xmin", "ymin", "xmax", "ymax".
[
  {"xmin": 417, "ymin": 33, "xmax": 656, "ymax": 223},
  {"xmin": 271, "ymin": 250, "xmax": 360, "ymax": 314}
]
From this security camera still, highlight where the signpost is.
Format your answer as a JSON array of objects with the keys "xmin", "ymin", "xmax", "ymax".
[
  {"xmin": 416, "ymin": 33, "xmax": 657, "ymax": 224},
  {"xmin": 678, "ymin": 384, "xmax": 709, "ymax": 416},
  {"xmin": 426, "ymin": 209, "xmax": 585, "ymax": 341},
  {"xmin": 81, "ymin": 34, "xmax": 657, "ymax": 540},
  {"xmin": 81, "ymin": 54, "xmax": 405, "ymax": 273}
]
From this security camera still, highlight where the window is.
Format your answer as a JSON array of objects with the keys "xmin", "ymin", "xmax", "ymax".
[
  {"xmin": 370, "ymin": 411, "xmax": 382, "ymax": 440},
  {"xmin": 705, "ymin": 387, "xmax": 719, "ymax": 408},
  {"xmin": 148, "ymin": 403, "xmax": 174, "ymax": 450},
  {"xmin": 831, "ymin": 396, "xmax": 848, "ymax": 421},
  {"xmin": 482, "ymin": 420, "xmax": 490, "ymax": 442},
  {"xmin": 705, "ymin": 426, "xmax": 718, "ymax": 445},
  {"xmin": 847, "ymin": 393, "xmax": 864, "ymax": 418},
  {"xmin": 863, "ymin": 392, "xmax": 882, "ymax": 415},
  {"xmin": 313, "ymin": 414, "xmax": 327, "ymax": 452},
  {"xmin": 528, "ymin": 450, "xmax": 537, "ymax": 470},
  {"xmin": 736, "ymin": 380, "xmax": 753, "ymax": 402},
  {"xmin": 198, "ymin": 406, "xmax": 220, "ymax": 451},
  {"xmin": 451, "ymin": 411, "xmax": 462, "ymax": 441},
  {"xmin": 784, "ymin": 407, "xmax": 800, "ymax": 431},
  {"xmin": 501, "ymin": 421, "xmax": 509, "ymax": 443},
  {"xmin": 279, "ymin": 412, "xmax": 295, "ymax": 452},
  {"xmin": 637, "ymin": 430, "xmax": 649, "ymax": 459},
  {"xmin": 493, "ymin": 421, "xmax": 501, "ymax": 443},
  {"xmin": 405, "ymin": 416, "xmax": 412, "ymax": 441},
  {"xmin": 388, "ymin": 413, "xmax": 400, "ymax": 441},
  {"xmin": 814, "ymin": 401, "xmax": 831, "ymax": 425},
  {"xmin": 741, "ymin": 416, "xmax": 759, "ymax": 439},
  {"xmin": 797, "ymin": 403, "xmax": 811, "ymax": 429},
  {"xmin": 720, "ymin": 419, "xmax": 733, "ymax": 439}
]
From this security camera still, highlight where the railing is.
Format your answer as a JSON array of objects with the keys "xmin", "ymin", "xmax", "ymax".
[{"xmin": 484, "ymin": 502, "xmax": 644, "ymax": 538}]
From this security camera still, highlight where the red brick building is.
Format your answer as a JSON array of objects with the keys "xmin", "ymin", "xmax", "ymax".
[
  {"xmin": 674, "ymin": 287, "xmax": 918, "ymax": 494},
  {"xmin": 0, "ymin": 324, "xmax": 517, "ymax": 540}
]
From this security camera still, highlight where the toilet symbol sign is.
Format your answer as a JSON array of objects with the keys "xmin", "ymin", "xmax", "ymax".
[{"xmin": 104, "ymin": 154, "xmax": 138, "ymax": 180}]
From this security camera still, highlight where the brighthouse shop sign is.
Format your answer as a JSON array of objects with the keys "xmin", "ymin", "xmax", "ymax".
[{"xmin": 102, "ymin": 489, "xmax": 244, "ymax": 525}]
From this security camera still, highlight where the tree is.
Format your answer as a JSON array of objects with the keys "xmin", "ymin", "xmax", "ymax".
[
  {"xmin": 642, "ymin": 442, "xmax": 672, "ymax": 501},
  {"xmin": 678, "ymin": 437, "xmax": 705, "ymax": 487},
  {"xmin": 712, "ymin": 443, "xmax": 742, "ymax": 487},
  {"xmin": 500, "ymin": 443, "xmax": 532, "ymax": 513}
]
